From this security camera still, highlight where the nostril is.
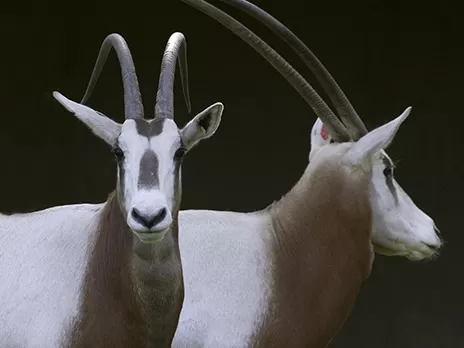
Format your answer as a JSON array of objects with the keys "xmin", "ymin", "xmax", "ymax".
[
  {"xmin": 131, "ymin": 208, "xmax": 146, "ymax": 226},
  {"xmin": 147, "ymin": 208, "xmax": 167, "ymax": 228},
  {"xmin": 131, "ymin": 207, "xmax": 167, "ymax": 229}
]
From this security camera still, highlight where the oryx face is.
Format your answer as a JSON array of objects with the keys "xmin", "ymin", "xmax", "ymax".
[
  {"xmin": 52, "ymin": 32, "xmax": 223, "ymax": 243},
  {"xmin": 53, "ymin": 92, "xmax": 223, "ymax": 243},
  {"xmin": 114, "ymin": 118, "xmax": 183, "ymax": 240},
  {"xmin": 310, "ymin": 116, "xmax": 442, "ymax": 260},
  {"xmin": 368, "ymin": 149, "xmax": 442, "ymax": 260}
]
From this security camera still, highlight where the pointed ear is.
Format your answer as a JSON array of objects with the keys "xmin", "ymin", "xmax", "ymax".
[
  {"xmin": 53, "ymin": 91, "xmax": 121, "ymax": 146},
  {"xmin": 309, "ymin": 117, "xmax": 332, "ymax": 161},
  {"xmin": 181, "ymin": 102, "xmax": 223, "ymax": 150},
  {"xmin": 345, "ymin": 107, "xmax": 411, "ymax": 167}
]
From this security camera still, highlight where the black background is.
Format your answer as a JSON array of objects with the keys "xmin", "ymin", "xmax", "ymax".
[{"xmin": 1, "ymin": 1, "xmax": 462, "ymax": 347}]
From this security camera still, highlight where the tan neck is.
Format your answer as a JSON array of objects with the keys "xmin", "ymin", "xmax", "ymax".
[
  {"xmin": 64, "ymin": 191, "xmax": 184, "ymax": 348},
  {"xmin": 252, "ymin": 160, "xmax": 374, "ymax": 348}
]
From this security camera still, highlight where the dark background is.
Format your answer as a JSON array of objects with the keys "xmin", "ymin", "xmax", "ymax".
[{"xmin": 1, "ymin": 1, "xmax": 461, "ymax": 347}]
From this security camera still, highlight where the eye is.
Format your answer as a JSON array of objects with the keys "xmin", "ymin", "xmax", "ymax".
[
  {"xmin": 174, "ymin": 147, "xmax": 186, "ymax": 161},
  {"xmin": 111, "ymin": 146, "xmax": 124, "ymax": 161},
  {"xmin": 383, "ymin": 166, "xmax": 393, "ymax": 177}
]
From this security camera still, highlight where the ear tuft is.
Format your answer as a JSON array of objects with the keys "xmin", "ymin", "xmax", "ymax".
[
  {"xmin": 53, "ymin": 91, "xmax": 122, "ymax": 146},
  {"xmin": 345, "ymin": 106, "xmax": 411, "ymax": 168}
]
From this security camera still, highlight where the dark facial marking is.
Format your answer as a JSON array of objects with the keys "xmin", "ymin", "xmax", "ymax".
[
  {"xmin": 134, "ymin": 118, "xmax": 166, "ymax": 138},
  {"xmin": 138, "ymin": 150, "xmax": 159, "ymax": 189},
  {"xmin": 118, "ymin": 160, "xmax": 126, "ymax": 197},
  {"xmin": 382, "ymin": 156, "xmax": 399, "ymax": 205}
]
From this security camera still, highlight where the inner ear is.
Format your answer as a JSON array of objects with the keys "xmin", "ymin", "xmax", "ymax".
[
  {"xmin": 309, "ymin": 118, "xmax": 333, "ymax": 162},
  {"xmin": 198, "ymin": 114, "xmax": 211, "ymax": 132}
]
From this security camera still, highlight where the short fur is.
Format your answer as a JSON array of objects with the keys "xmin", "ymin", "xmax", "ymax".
[
  {"xmin": 171, "ymin": 111, "xmax": 438, "ymax": 348},
  {"xmin": 63, "ymin": 192, "xmax": 183, "ymax": 348},
  {"xmin": 173, "ymin": 148, "xmax": 375, "ymax": 348},
  {"xmin": 0, "ymin": 32, "xmax": 224, "ymax": 348},
  {"xmin": 249, "ymin": 149, "xmax": 373, "ymax": 347}
]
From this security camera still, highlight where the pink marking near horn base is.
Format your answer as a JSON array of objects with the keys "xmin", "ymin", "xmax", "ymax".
[{"xmin": 320, "ymin": 124, "xmax": 329, "ymax": 140}]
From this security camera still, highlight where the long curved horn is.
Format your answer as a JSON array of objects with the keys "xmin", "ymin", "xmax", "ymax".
[
  {"xmin": 179, "ymin": 0, "xmax": 350, "ymax": 142},
  {"xmin": 155, "ymin": 32, "xmax": 192, "ymax": 119},
  {"xmin": 80, "ymin": 33, "xmax": 144, "ymax": 119},
  {"xmin": 219, "ymin": 0, "xmax": 368, "ymax": 140}
]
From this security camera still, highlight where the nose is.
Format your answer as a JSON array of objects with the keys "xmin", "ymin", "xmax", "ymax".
[{"xmin": 131, "ymin": 207, "xmax": 167, "ymax": 229}]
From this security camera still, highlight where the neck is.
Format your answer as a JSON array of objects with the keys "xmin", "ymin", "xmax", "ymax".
[
  {"xmin": 64, "ymin": 191, "xmax": 184, "ymax": 348},
  {"xmin": 252, "ymin": 160, "xmax": 374, "ymax": 348}
]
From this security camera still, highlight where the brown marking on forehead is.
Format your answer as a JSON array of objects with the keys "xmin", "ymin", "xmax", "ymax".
[
  {"xmin": 62, "ymin": 191, "xmax": 184, "ymax": 348},
  {"xmin": 251, "ymin": 157, "xmax": 373, "ymax": 347},
  {"xmin": 138, "ymin": 150, "xmax": 159, "ymax": 189},
  {"xmin": 134, "ymin": 118, "xmax": 166, "ymax": 138}
]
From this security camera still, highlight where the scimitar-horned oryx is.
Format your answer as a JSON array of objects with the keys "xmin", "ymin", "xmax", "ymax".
[
  {"xmin": 0, "ymin": 32, "xmax": 223, "ymax": 348},
  {"xmin": 171, "ymin": 0, "xmax": 443, "ymax": 347}
]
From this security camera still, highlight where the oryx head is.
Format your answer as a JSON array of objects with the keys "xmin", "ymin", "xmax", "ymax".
[
  {"xmin": 54, "ymin": 33, "xmax": 223, "ymax": 243},
  {"xmin": 310, "ymin": 117, "xmax": 441, "ymax": 260},
  {"xmin": 180, "ymin": 0, "xmax": 442, "ymax": 260}
]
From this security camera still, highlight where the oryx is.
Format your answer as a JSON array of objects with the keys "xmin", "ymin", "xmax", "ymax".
[
  {"xmin": 169, "ymin": 0, "xmax": 442, "ymax": 347},
  {"xmin": 0, "ymin": 32, "xmax": 223, "ymax": 348}
]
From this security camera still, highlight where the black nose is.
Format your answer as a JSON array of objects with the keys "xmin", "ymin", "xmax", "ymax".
[{"xmin": 131, "ymin": 208, "xmax": 167, "ymax": 229}]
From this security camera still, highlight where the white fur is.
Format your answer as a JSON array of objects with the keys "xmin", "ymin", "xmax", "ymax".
[
  {"xmin": 118, "ymin": 119, "xmax": 181, "ymax": 234},
  {"xmin": 0, "ymin": 203, "xmax": 103, "ymax": 348},
  {"xmin": 53, "ymin": 92, "xmax": 121, "ymax": 145},
  {"xmin": 172, "ymin": 110, "xmax": 442, "ymax": 347},
  {"xmin": 0, "ymin": 91, "xmax": 224, "ymax": 346},
  {"xmin": 53, "ymin": 92, "xmax": 223, "ymax": 238},
  {"xmin": 345, "ymin": 107, "xmax": 411, "ymax": 168},
  {"xmin": 310, "ymin": 111, "xmax": 441, "ymax": 259},
  {"xmin": 174, "ymin": 210, "xmax": 273, "ymax": 348}
]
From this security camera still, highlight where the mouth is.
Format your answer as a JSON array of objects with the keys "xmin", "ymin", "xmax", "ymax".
[
  {"xmin": 373, "ymin": 242, "xmax": 441, "ymax": 261},
  {"xmin": 134, "ymin": 229, "xmax": 168, "ymax": 244}
]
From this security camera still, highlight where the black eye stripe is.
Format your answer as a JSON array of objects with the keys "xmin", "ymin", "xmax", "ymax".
[{"xmin": 381, "ymin": 156, "xmax": 399, "ymax": 205}]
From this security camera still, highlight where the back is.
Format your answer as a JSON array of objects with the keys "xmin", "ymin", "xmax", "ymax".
[{"xmin": 0, "ymin": 203, "xmax": 103, "ymax": 348}]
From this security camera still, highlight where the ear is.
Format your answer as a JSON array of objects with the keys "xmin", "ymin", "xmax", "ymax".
[
  {"xmin": 53, "ymin": 91, "xmax": 121, "ymax": 146},
  {"xmin": 180, "ymin": 102, "xmax": 223, "ymax": 150},
  {"xmin": 345, "ymin": 107, "xmax": 411, "ymax": 168},
  {"xmin": 309, "ymin": 117, "xmax": 332, "ymax": 161}
]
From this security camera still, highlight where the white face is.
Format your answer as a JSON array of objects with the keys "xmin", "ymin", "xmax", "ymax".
[
  {"xmin": 53, "ymin": 92, "xmax": 224, "ymax": 243},
  {"xmin": 114, "ymin": 118, "xmax": 182, "ymax": 242},
  {"xmin": 309, "ymin": 115, "xmax": 442, "ymax": 261}
]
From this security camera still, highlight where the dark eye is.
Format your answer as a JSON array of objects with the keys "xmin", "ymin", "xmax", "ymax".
[
  {"xmin": 111, "ymin": 146, "xmax": 124, "ymax": 161},
  {"xmin": 174, "ymin": 147, "xmax": 186, "ymax": 161},
  {"xmin": 383, "ymin": 166, "xmax": 393, "ymax": 177}
]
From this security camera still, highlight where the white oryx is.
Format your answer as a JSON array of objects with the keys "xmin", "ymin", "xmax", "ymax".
[
  {"xmin": 169, "ymin": 0, "xmax": 443, "ymax": 347},
  {"xmin": 0, "ymin": 33, "xmax": 223, "ymax": 347}
]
